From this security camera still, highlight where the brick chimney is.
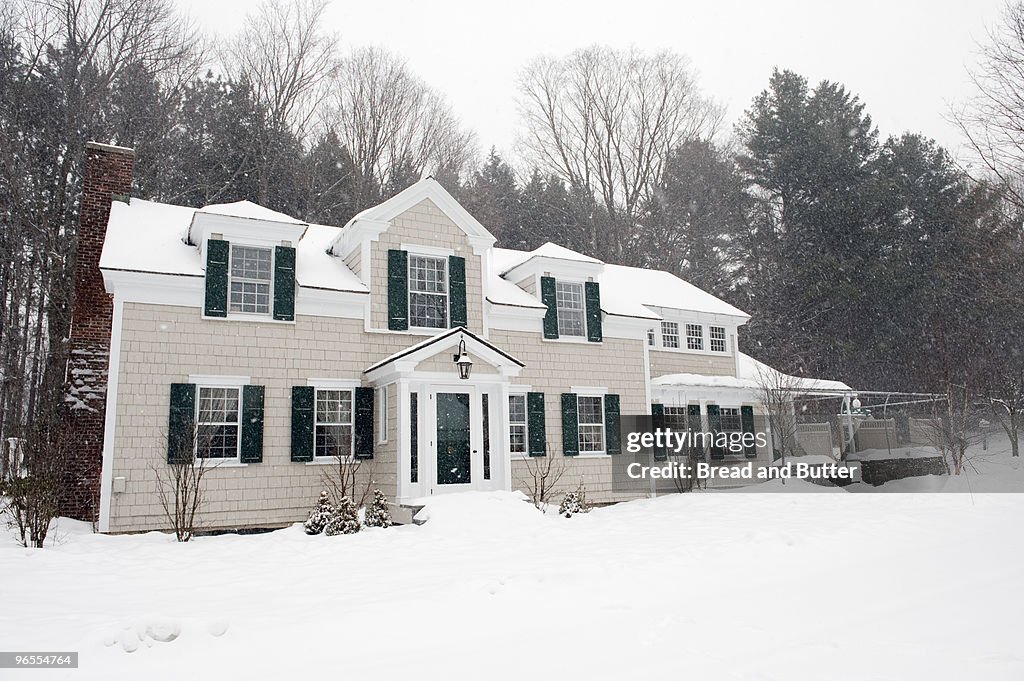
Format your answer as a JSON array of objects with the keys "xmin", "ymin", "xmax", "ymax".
[{"xmin": 63, "ymin": 141, "xmax": 135, "ymax": 520}]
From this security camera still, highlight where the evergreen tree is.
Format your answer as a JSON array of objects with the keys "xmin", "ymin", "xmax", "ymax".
[
  {"xmin": 364, "ymin": 489, "xmax": 393, "ymax": 528},
  {"xmin": 324, "ymin": 496, "xmax": 361, "ymax": 536},
  {"xmin": 303, "ymin": 491, "xmax": 334, "ymax": 535}
]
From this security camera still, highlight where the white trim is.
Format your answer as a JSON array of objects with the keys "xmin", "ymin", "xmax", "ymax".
[
  {"xmin": 401, "ymin": 243, "xmax": 455, "ymax": 258},
  {"xmin": 510, "ymin": 384, "xmax": 533, "ymax": 393},
  {"xmin": 98, "ymin": 296, "xmax": 125, "ymax": 533},
  {"xmin": 102, "ymin": 269, "xmax": 367, "ymax": 321},
  {"xmin": 378, "ymin": 384, "xmax": 389, "ymax": 444},
  {"xmin": 189, "ymin": 374, "xmax": 251, "ymax": 387},
  {"xmin": 306, "ymin": 377, "xmax": 361, "ymax": 389},
  {"xmin": 571, "ymin": 386, "xmax": 609, "ymax": 396}
]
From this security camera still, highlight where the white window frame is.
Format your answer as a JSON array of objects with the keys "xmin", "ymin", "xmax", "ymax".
[
  {"xmin": 577, "ymin": 394, "xmax": 606, "ymax": 456},
  {"xmin": 661, "ymin": 321, "xmax": 680, "ymax": 349},
  {"xmin": 719, "ymin": 406, "xmax": 744, "ymax": 459},
  {"xmin": 378, "ymin": 386, "xmax": 388, "ymax": 444},
  {"xmin": 228, "ymin": 244, "xmax": 274, "ymax": 316},
  {"xmin": 686, "ymin": 323, "xmax": 704, "ymax": 351},
  {"xmin": 709, "ymin": 325, "xmax": 727, "ymax": 353},
  {"xmin": 508, "ymin": 393, "xmax": 529, "ymax": 457},
  {"xmin": 195, "ymin": 385, "xmax": 242, "ymax": 462},
  {"xmin": 555, "ymin": 280, "xmax": 586, "ymax": 337},
  {"xmin": 408, "ymin": 253, "xmax": 449, "ymax": 329},
  {"xmin": 314, "ymin": 387, "xmax": 355, "ymax": 462},
  {"xmin": 647, "ymin": 328, "xmax": 656, "ymax": 346}
]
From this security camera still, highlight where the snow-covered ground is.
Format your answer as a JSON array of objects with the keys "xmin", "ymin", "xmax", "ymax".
[{"xmin": 3, "ymin": 468, "xmax": 1023, "ymax": 681}]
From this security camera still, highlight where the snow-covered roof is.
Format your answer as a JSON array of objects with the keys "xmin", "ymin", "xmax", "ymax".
[
  {"xmin": 491, "ymin": 245, "xmax": 747, "ymax": 320},
  {"xmin": 101, "ymin": 196, "xmax": 749, "ymax": 319},
  {"xmin": 100, "ymin": 198, "xmax": 366, "ymax": 293},
  {"xmin": 197, "ymin": 200, "xmax": 307, "ymax": 225},
  {"xmin": 653, "ymin": 352, "xmax": 852, "ymax": 394}
]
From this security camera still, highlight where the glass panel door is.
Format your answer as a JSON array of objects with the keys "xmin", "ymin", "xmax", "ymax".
[{"xmin": 436, "ymin": 392, "xmax": 471, "ymax": 485}]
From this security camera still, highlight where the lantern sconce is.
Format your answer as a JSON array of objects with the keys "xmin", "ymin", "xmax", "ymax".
[{"xmin": 453, "ymin": 338, "xmax": 473, "ymax": 380}]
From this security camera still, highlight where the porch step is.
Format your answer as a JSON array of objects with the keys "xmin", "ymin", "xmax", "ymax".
[{"xmin": 388, "ymin": 502, "xmax": 426, "ymax": 526}]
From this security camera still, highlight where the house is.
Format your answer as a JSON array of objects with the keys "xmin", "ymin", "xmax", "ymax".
[{"xmin": 68, "ymin": 141, "xmax": 850, "ymax": 533}]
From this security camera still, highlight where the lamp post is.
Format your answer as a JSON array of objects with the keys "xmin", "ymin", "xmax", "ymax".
[{"xmin": 453, "ymin": 338, "xmax": 473, "ymax": 380}]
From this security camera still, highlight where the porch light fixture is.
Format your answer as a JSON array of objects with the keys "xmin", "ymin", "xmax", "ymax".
[{"xmin": 453, "ymin": 338, "xmax": 473, "ymax": 380}]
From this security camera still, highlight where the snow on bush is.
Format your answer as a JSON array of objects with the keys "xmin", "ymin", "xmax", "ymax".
[
  {"xmin": 364, "ymin": 489, "xmax": 392, "ymax": 528},
  {"xmin": 559, "ymin": 483, "xmax": 590, "ymax": 518},
  {"xmin": 303, "ymin": 490, "xmax": 334, "ymax": 535},
  {"xmin": 324, "ymin": 496, "xmax": 360, "ymax": 536}
]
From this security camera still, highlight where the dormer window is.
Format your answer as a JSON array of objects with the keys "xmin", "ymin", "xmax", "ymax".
[
  {"xmin": 229, "ymin": 245, "xmax": 273, "ymax": 314},
  {"xmin": 408, "ymin": 254, "xmax": 448, "ymax": 329},
  {"xmin": 555, "ymin": 281, "xmax": 586, "ymax": 337}
]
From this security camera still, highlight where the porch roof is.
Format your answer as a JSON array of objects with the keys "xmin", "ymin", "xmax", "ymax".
[
  {"xmin": 364, "ymin": 326, "xmax": 525, "ymax": 374},
  {"xmin": 653, "ymin": 352, "xmax": 852, "ymax": 396}
]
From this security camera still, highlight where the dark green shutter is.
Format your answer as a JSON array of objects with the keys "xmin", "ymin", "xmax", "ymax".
[
  {"xmin": 585, "ymin": 281, "xmax": 602, "ymax": 342},
  {"xmin": 604, "ymin": 393, "xmax": 620, "ymax": 454},
  {"xmin": 652, "ymin": 403, "xmax": 667, "ymax": 461},
  {"xmin": 273, "ymin": 246, "xmax": 295, "ymax": 321},
  {"xmin": 688, "ymin": 404, "xmax": 703, "ymax": 457},
  {"xmin": 541, "ymin": 276, "xmax": 559, "ymax": 339},
  {"xmin": 449, "ymin": 255, "xmax": 467, "ymax": 327},
  {"xmin": 167, "ymin": 383, "xmax": 196, "ymax": 464},
  {"xmin": 741, "ymin": 405, "xmax": 757, "ymax": 458},
  {"xmin": 561, "ymin": 393, "xmax": 578, "ymax": 456},
  {"xmin": 707, "ymin": 404, "xmax": 725, "ymax": 460},
  {"xmin": 354, "ymin": 386, "xmax": 374, "ymax": 458},
  {"xmin": 240, "ymin": 385, "xmax": 265, "ymax": 463},
  {"xmin": 291, "ymin": 386, "xmax": 314, "ymax": 462},
  {"xmin": 204, "ymin": 239, "xmax": 229, "ymax": 317},
  {"xmin": 387, "ymin": 249, "xmax": 408, "ymax": 330},
  {"xmin": 527, "ymin": 392, "xmax": 546, "ymax": 456}
]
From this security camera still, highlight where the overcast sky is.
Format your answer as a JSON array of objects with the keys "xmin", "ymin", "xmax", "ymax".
[{"xmin": 181, "ymin": 0, "xmax": 1005, "ymax": 162}]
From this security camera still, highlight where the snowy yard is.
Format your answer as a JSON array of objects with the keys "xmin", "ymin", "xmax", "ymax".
[{"xmin": 3, "ymin": 471, "xmax": 1024, "ymax": 680}]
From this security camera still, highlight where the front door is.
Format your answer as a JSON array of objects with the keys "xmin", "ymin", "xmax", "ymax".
[{"xmin": 436, "ymin": 392, "xmax": 472, "ymax": 485}]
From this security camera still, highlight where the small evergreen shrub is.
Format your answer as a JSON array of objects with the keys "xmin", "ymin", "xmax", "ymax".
[
  {"xmin": 364, "ymin": 489, "xmax": 393, "ymax": 528},
  {"xmin": 324, "ymin": 496, "xmax": 361, "ymax": 536},
  {"xmin": 559, "ymin": 483, "xmax": 590, "ymax": 518},
  {"xmin": 303, "ymin": 490, "xmax": 334, "ymax": 535}
]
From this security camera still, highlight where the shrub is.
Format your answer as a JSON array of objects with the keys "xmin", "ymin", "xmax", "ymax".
[
  {"xmin": 303, "ymin": 491, "xmax": 334, "ymax": 535},
  {"xmin": 558, "ymin": 483, "xmax": 590, "ymax": 518},
  {"xmin": 364, "ymin": 489, "xmax": 392, "ymax": 528},
  {"xmin": 324, "ymin": 496, "xmax": 360, "ymax": 536}
]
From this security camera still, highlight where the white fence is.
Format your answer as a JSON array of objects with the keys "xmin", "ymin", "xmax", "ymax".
[{"xmin": 797, "ymin": 423, "xmax": 834, "ymax": 458}]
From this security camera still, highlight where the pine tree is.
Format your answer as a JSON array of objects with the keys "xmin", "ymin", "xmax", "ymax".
[
  {"xmin": 324, "ymin": 496, "xmax": 361, "ymax": 536},
  {"xmin": 364, "ymin": 489, "xmax": 393, "ymax": 528},
  {"xmin": 303, "ymin": 490, "xmax": 334, "ymax": 535}
]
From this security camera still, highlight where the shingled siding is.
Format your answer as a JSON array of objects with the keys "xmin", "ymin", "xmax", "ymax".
[
  {"xmin": 369, "ymin": 198, "xmax": 484, "ymax": 333},
  {"xmin": 490, "ymin": 330, "xmax": 650, "ymax": 503},
  {"xmin": 648, "ymin": 348, "xmax": 736, "ymax": 378},
  {"xmin": 108, "ymin": 304, "xmax": 424, "ymax": 533}
]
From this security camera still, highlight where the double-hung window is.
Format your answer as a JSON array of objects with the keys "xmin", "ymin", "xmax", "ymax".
[
  {"xmin": 229, "ymin": 245, "xmax": 272, "ymax": 314},
  {"xmin": 710, "ymin": 326, "xmax": 727, "ymax": 352},
  {"xmin": 686, "ymin": 323, "xmax": 704, "ymax": 351},
  {"xmin": 577, "ymin": 395, "xmax": 605, "ymax": 454},
  {"xmin": 197, "ymin": 387, "xmax": 241, "ymax": 459},
  {"xmin": 555, "ymin": 281, "xmax": 586, "ymax": 337},
  {"xmin": 661, "ymin": 321, "xmax": 680, "ymax": 349},
  {"xmin": 720, "ymin": 407, "xmax": 742, "ymax": 456},
  {"xmin": 408, "ymin": 255, "xmax": 448, "ymax": 328},
  {"xmin": 315, "ymin": 389, "xmax": 354, "ymax": 459},
  {"xmin": 509, "ymin": 394, "xmax": 528, "ymax": 455}
]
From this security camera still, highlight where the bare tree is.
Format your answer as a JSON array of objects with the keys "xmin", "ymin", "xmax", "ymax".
[
  {"xmin": 516, "ymin": 447, "xmax": 567, "ymax": 510},
  {"xmin": 153, "ymin": 423, "xmax": 218, "ymax": 542},
  {"xmin": 925, "ymin": 383, "xmax": 986, "ymax": 476},
  {"xmin": 223, "ymin": 0, "xmax": 340, "ymax": 203},
  {"xmin": 321, "ymin": 456, "xmax": 376, "ymax": 509},
  {"xmin": 986, "ymin": 368, "xmax": 1024, "ymax": 457},
  {"xmin": 754, "ymin": 364, "xmax": 806, "ymax": 467},
  {"xmin": 517, "ymin": 46, "xmax": 723, "ymax": 261},
  {"xmin": 0, "ymin": 417, "xmax": 71, "ymax": 548},
  {"xmin": 323, "ymin": 46, "xmax": 476, "ymax": 206},
  {"xmin": 955, "ymin": 1, "xmax": 1024, "ymax": 207}
]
